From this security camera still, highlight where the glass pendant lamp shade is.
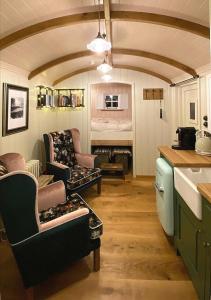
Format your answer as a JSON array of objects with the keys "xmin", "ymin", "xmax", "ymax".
[
  {"xmin": 102, "ymin": 74, "xmax": 112, "ymax": 81},
  {"xmin": 87, "ymin": 0, "xmax": 111, "ymax": 53},
  {"xmin": 97, "ymin": 59, "xmax": 112, "ymax": 73},
  {"xmin": 87, "ymin": 32, "xmax": 111, "ymax": 53}
]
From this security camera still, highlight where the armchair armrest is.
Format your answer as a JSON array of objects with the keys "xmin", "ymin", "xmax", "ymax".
[
  {"xmin": 75, "ymin": 153, "xmax": 97, "ymax": 168},
  {"xmin": 40, "ymin": 207, "xmax": 89, "ymax": 232},
  {"xmin": 46, "ymin": 162, "xmax": 70, "ymax": 182},
  {"xmin": 38, "ymin": 181, "xmax": 66, "ymax": 212}
]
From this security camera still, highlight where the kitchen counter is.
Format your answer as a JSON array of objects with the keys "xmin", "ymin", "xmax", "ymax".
[
  {"xmin": 159, "ymin": 145, "xmax": 211, "ymax": 167},
  {"xmin": 197, "ymin": 184, "xmax": 211, "ymax": 204}
]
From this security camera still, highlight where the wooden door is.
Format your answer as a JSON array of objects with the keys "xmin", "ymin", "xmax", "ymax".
[{"xmin": 181, "ymin": 83, "xmax": 199, "ymax": 128}]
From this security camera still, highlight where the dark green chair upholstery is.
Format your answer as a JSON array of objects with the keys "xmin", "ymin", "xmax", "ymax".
[{"xmin": 0, "ymin": 158, "xmax": 100, "ymax": 291}]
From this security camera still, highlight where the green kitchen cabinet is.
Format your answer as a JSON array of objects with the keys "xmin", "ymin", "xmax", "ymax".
[
  {"xmin": 174, "ymin": 190, "xmax": 206, "ymax": 300},
  {"xmin": 202, "ymin": 197, "xmax": 211, "ymax": 300},
  {"xmin": 204, "ymin": 246, "xmax": 211, "ymax": 300}
]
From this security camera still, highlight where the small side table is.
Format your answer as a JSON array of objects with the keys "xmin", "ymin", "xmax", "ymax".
[{"xmin": 38, "ymin": 175, "xmax": 54, "ymax": 188}]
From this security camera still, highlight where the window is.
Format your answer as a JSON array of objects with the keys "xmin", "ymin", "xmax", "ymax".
[
  {"xmin": 190, "ymin": 102, "xmax": 195, "ymax": 120},
  {"xmin": 105, "ymin": 95, "xmax": 119, "ymax": 109}
]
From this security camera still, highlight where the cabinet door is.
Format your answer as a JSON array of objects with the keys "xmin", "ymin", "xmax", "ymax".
[
  {"xmin": 204, "ymin": 246, "xmax": 211, "ymax": 300},
  {"xmin": 202, "ymin": 198, "xmax": 211, "ymax": 300},
  {"xmin": 174, "ymin": 191, "xmax": 205, "ymax": 299}
]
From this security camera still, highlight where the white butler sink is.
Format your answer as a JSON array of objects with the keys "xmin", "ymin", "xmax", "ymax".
[{"xmin": 174, "ymin": 167, "xmax": 211, "ymax": 220}]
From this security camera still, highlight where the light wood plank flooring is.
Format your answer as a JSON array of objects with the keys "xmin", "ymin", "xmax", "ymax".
[{"xmin": 0, "ymin": 177, "xmax": 198, "ymax": 299}]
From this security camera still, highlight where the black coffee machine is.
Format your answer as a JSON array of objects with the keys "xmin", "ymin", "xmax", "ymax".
[{"xmin": 172, "ymin": 127, "xmax": 196, "ymax": 150}]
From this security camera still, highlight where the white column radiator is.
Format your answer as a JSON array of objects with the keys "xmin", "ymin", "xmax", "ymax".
[{"xmin": 25, "ymin": 160, "xmax": 40, "ymax": 179}]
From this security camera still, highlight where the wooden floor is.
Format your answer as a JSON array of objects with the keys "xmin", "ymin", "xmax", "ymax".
[{"xmin": 0, "ymin": 177, "xmax": 198, "ymax": 300}]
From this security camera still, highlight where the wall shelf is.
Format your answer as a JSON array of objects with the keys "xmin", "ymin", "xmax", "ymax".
[
  {"xmin": 36, "ymin": 86, "xmax": 85, "ymax": 109},
  {"xmin": 36, "ymin": 106, "xmax": 84, "ymax": 111}
]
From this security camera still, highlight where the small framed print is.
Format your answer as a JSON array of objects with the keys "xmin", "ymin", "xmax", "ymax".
[{"xmin": 2, "ymin": 83, "xmax": 29, "ymax": 136}]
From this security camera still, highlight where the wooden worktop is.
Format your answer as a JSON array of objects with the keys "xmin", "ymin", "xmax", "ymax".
[
  {"xmin": 197, "ymin": 184, "xmax": 211, "ymax": 204},
  {"xmin": 159, "ymin": 146, "xmax": 211, "ymax": 167}
]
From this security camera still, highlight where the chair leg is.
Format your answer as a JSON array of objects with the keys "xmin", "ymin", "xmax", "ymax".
[
  {"xmin": 97, "ymin": 178, "xmax": 101, "ymax": 195},
  {"xmin": 93, "ymin": 247, "xmax": 100, "ymax": 272},
  {"xmin": 25, "ymin": 287, "xmax": 33, "ymax": 300}
]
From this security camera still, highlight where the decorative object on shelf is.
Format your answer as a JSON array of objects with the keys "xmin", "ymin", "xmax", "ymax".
[
  {"xmin": 143, "ymin": 88, "xmax": 163, "ymax": 100},
  {"xmin": 37, "ymin": 85, "xmax": 54, "ymax": 107},
  {"xmin": 97, "ymin": 56, "xmax": 112, "ymax": 73},
  {"xmin": 36, "ymin": 86, "xmax": 85, "ymax": 109},
  {"xmin": 2, "ymin": 83, "xmax": 29, "ymax": 136},
  {"xmin": 87, "ymin": 0, "xmax": 111, "ymax": 53},
  {"xmin": 56, "ymin": 88, "xmax": 84, "ymax": 108}
]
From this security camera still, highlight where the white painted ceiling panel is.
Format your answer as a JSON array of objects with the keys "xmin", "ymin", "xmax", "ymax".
[
  {"xmin": 113, "ymin": 54, "xmax": 182, "ymax": 78},
  {"xmin": 0, "ymin": 0, "xmax": 210, "ymax": 82},
  {"xmin": 112, "ymin": 22, "xmax": 210, "ymax": 69},
  {"xmin": 0, "ymin": 22, "xmax": 99, "ymax": 70},
  {"xmin": 0, "ymin": 0, "xmax": 97, "ymax": 36},
  {"xmin": 112, "ymin": 0, "xmax": 209, "ymax": 25},
  {"xmin": 44, "ymin": 55, "xmax": 103, "ymax": 82}
]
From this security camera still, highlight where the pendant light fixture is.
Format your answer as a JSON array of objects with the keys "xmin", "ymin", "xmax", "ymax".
[
  {"xmin": 97, "ymin": 56, "xmax": 112, "ymax": 73},
  {"xmin": 102, "ymin": 74, "xmax": 112, "ymax": 82},
  {"xmin": 87, "ymin": 0, "xmax": 111, "ymax": 53}
]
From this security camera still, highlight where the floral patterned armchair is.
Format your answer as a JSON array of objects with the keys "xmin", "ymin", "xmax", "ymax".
[{"xmin": 43, "ymin": 128, "xmax": 102, "ymax": 195}]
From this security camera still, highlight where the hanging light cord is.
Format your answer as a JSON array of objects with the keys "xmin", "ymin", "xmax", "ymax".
[{"xmin": 98, "ymin": 0, "xmax": 101, "ymax": 34}]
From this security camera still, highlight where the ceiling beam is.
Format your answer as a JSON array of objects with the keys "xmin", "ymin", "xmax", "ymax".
[
  {"xmin": 0, "ymin": 12, "xmax": 102, "ymax": 51},
  {"xmin": 28, "ymin": 50, "xmax": 93, "ymax": 79},
  {"xmin": 114, "ymin": 64, "xmax": 173, "ymax": 84},
  {"xmin": 0, "ymin": 11, "xmax": 209, "ymax": 51},
  {"xmin": 111, "ymin": 11, "xmax": 209, "ymax": 39},
  {"xmin": 112, "ymin": 48, "xmax": 197, "ymax": 76},
  {"xmin": 53, "ymin": 66, "xmax": 96, "ymax": 86},
  {"xmin": 52, "ymin": 64, "xmax": 173, "ymax": 86},
  {"xmin": 103, "ymin": 0, "xmax": 113, "ymax": 65},
  {"xmin": 28, "ymin": 48, "xmax": 197, "ymax": 80}
]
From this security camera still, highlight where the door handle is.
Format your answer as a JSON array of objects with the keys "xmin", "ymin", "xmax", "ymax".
[
  {"xmin": 154, "ymin": 182, "xmax": 164, "ymax": 193},
  {"xmin": 203, "ymin": 242, "xmax": 211, "ymax": 248}
]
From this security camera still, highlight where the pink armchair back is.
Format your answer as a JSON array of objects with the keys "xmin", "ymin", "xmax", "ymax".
[
  {"xmin": 71, "ymin": 128, "xmax": 81, "ymax": 154},
  {"xmin": 0, "ymin": 153, "xmax": 26, "ymax": 172}
]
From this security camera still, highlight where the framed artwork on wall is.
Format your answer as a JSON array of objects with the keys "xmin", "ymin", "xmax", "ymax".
[{"xmin": 2, "ymin": 83, "xmax": 29, "ymax": 136}]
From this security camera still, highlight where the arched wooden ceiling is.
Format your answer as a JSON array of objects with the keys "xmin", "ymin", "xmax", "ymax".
[
  {"xmin": 28, "ymin": 48, "xmax": 197, "ymax": 80},
  {"xmin": 0, "ymin": 11, "xmax": 209, "ymax": 51},
  {"xmin": 0, "ymin": 1, "xmax": 209, "ymax": 85},
  {"xmin": 53, "ymin": 64, "xmax": 173, "ymax": 86}
]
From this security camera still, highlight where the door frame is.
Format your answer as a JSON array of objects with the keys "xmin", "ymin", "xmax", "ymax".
[{"xmin": 177, "ymin": 79, "xmax": 200, "ymax": 129}]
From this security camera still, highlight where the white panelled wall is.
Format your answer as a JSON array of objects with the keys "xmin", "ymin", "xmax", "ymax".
[
  {"xmin": 0, "ymin": 61, "xmax": 69, "ymax": 169},
  {"xmin": 0, "ymin": 62, "xmax": 172, "ymax": 175},
  {"xmin": 55, "ymin": 69, "xmax": 172, "ymax": 176}
]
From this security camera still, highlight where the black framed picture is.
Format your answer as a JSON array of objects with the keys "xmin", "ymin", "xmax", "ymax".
[{"xmin": 2, "ymin": 83, "xmax": 29, "ymax": 136}]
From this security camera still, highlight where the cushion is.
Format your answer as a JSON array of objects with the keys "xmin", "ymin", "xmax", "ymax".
[
  {"xmin": 0, "ymin": 161, "xmax": 8, "ymax": 177},
  {"xmin": 50, "ymin": 130, "xmax": 77, "ymax": 168},
  {"xmin": 67, "ymin": 165, "xmax": 101, "ymax": 190},
  {"xmin": 39, "ymin": 196, "xmax": 87, "ymax": 224}
]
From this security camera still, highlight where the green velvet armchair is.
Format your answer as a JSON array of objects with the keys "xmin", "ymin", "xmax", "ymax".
[{"xmin": 0, "ymin": 153, "xmax": 100, "ymax": 299}]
